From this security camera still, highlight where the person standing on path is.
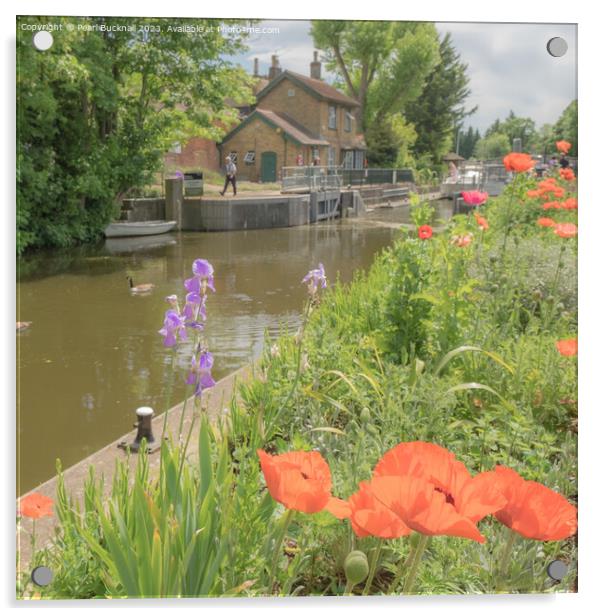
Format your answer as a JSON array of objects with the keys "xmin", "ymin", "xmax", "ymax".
[{"xmin": 220, "ymin": 156, "xmax": 237, "ymax": 196}]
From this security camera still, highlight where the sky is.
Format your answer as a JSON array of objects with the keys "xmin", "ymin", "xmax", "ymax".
[{"xmin": 227, "ymin": 20, "xmax": 577, "ymax": 133}]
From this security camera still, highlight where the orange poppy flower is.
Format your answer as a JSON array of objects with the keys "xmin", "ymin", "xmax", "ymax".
[
  {"xmin": 346, "ymin": 481, "xmax": 412, "ymax": 538},
  {"xmin": 474, "ymin": 213, "xmax": 489, "ymax": 230},
  {"xmin": 451, "ymin": 233, "xmax": 473, "ymax": 248},
  {"xmin": 486, "ymin": 466, "xmax": 577, "ymax": 541},
  {"xmin": 503, "ymin": 153, "xmax": 535, "ymax": 173},
  {"xmin": 372, "ymin": 442, "xmax": 506, "ymax": 542},
  {"xmin": 556, "ymin": 140, "xmax": 572, "ymax": 154},
  {"xmin": 554, "ymin": 223, "xmax": 577, "ymax": 238},
  {"xmin": 527, "ymin": 189, "xmax": 542, "ymax": 199},
  {"xmin": 559, "ymin": 168, "xmax": 575, "ymax": 181},
  {"xmin": 556, "ymin": 338, "xmax": 577, "ymax": 356},
  {"xmin": 537, "ymin": 217, "xmax": 556, "ymax": 228},
  {"xmin": 561, "ymin": 197, "xmax": 578, "ymax": 210},
  {"xmin": 552, "ymin": 187, "xmax": 566, "ymax": 198},
  {"xmin": 19, "ymin": 492, "xmax": 54, "ymax": 519},
  {"xmin": 258, "ymin": 449, "xmax": 346, "ymax": 514},
  {"xmin": 542, "ymin": 201, "xmax": 561, "ymax": 210}
]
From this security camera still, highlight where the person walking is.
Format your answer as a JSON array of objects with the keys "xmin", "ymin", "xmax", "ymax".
[{"xmin": 220, "ymin": 156, "xmax": 237, "ymax": 196}]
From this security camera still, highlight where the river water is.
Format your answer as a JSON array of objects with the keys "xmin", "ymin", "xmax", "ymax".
[{"xmin": 17, "ymin": 201, "xmax": 453, "ymax": 494}]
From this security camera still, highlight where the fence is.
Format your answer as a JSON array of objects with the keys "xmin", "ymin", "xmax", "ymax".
[
  {"xmin": 281, "ymin": 166, "xmax": 414, "ymax": 192},
  {"xmin": 281, "ymin": 166, "xmax": 342, "ymax": 192}
]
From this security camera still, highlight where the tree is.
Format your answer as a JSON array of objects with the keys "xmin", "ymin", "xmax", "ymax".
[
  {"xmin": 17, "ymin": 17, "xmax": 254, "ymax": 253},
  {"xmin": 552, "ymin": 100, "xmax": 578, "ymax": 156},
  {"xmin": 404, "ymin": 32, "xmax": 476, "ymax": 164},
  {"xmin": 458, "ymin": 126, "xmax": 481, "ymax": 159},
  {"xmin": 310, "ymin": 20, "xmax": 440, "ymax": 136},
  {"xmin": 474, "ymin": 132, "xmax": 511, "ymax": 160},
  {"xmin": 485, "ymin": 111, "xmax": 537, "ymax": 151},
  {"xmin": 365, "ymin": 114, "xmax": 417, "ymax": 167}
]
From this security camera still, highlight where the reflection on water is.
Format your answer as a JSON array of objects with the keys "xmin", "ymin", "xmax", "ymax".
[{"xmin": 17, "ymin": 218, "xmax": 413, "ymax": 493}]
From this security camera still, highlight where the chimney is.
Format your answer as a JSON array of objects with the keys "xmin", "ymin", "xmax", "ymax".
[
  {"xmin": 253, "ymin": 57, "xmax": 259, "ymax": 77},
  {"xmin": 310, "ymin": 50, "xmax": 321, "ymax": 80},
  {"xmin": 268, "ymin": 55, "xmax": 282, "ymax": 80}
]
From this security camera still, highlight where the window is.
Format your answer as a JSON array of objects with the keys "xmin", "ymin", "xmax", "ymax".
[
  {"xmin": 228, "ymin": 152, "xmax": 238, "ymax": 164},
  {"xmin": 343, "ymin": 150, "xmax": 353, "ymax": 169},
  {"xmin": 244, "ymin": 151, "xmax": 256, "ymax": 164},
  {"xmin": 353, "ymin": 150, "xmax": 365, "ymax": 170},
  {"xmin": 328, "ymin": 146, "xmax": 336, "ymax": 167},
  {"xmin": 288, "ymin": 88, "xmax": 295, "ymax": 97},
  {"xmin": 328, "ymin": 105, "xmax": 337, "ymax": 129},
  {"xmin": 170, "ymin": 141, "xmax": 182, "ymax": 154},
  {"xmin": 344, "ymin": 111, "xmax": 352, "ymax": 132}
]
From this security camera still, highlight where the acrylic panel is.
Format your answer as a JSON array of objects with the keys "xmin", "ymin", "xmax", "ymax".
[{"xmin": 16, "ymin": 15, "xmax": 577, "ymax": 599}]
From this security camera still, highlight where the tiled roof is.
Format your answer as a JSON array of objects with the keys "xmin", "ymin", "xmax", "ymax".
[
  {"xmin": 257, "ymin": 70, "xmax": 360, "ymax": 107},
  {"xmin": 256, "ymin": 109, "xmax": 330, "ymax": 146}
]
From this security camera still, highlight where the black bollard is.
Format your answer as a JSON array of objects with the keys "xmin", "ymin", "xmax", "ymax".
[{"xmin": 118, "ymin": 407, "xmax": 159, "ymax": 453}]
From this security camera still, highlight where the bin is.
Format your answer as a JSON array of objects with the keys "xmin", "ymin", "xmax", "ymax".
[{"xmin": 184, "ymin": 172, "xmax": 203, "ymax": 197}]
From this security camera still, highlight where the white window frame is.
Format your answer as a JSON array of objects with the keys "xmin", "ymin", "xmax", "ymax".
[
  {"xmin": 244, "ymin": 150, "xmax": 256, "ymax": 164},
  {"xmin": 343, "ymin": 150, "xmax": 353, "ymax": 169},
  {"xmin": 328, "ymin": 146, "xmax": 336, "ymax": 167},
  {"xmin": 344, "ymin": 111, "xmax": 352, "ymax": 132},
  {"xmin": 288, "ymin": 88, "xmax": 295, "ymax": 97},
  {"xmin": 328, "ymin": 105, "xmax": 337, "ymax": 130}
]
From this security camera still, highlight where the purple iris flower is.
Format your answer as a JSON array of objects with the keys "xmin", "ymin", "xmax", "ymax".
[
  {"xmin": 158, "ymin": 309, "xmax": 188, "ymax": 347},
  {"xmin": 302, "ymin": 263, "xmax": 327, "ymax": 295},
  {"xmin": 186, "ymin": 350, "xmax": 216, "ymax": 397},
  {"xmin": 185, "ymin": 258, "xmax": 215, "ymax": 294}
]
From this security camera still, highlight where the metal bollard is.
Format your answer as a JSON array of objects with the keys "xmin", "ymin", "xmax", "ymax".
[{"xmin": 118, "ymin": 407, "xmax": 159, "ymax": 453}]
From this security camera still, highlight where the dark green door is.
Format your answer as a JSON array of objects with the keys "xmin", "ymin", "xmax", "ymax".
[{"xmin": 261, "ymin": 151, "xmax": 277, "ymax": 182}]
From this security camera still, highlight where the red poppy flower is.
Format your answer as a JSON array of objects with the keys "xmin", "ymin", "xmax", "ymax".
[
  {"xmin": 372, "ymin": 442, "xmax": 506, "ymax": 543},
  {"xmin": 346, "ymin": 481, "xmax": 412, "ymax": 538},
  {"xmin": 418, "ymin": 225, "xmax": 433, "ymax": 240},
  {"xmin": 527, "ymin": 189, "xmax": 543, "ymax": 199},
  {"xmin": 474, "ymin": 213, "xmax": 489, "ymax": 230},
  {"xmin": 461, "ymin": 191, "xmax": 489, "ymax": 206},
  {"xmin": 258, "ymin": 449, "xmax": 346, "ymax": 514},
  {"xmin": 561, "ymin": 197, "xmax": 577, "ymax": 210},
  {"xmin": 537, "ymin": 217, "xmax": 556, "ymax": 228},
  {"xmin": 556, "ymin": 338, "xmax": 577, "ymax": 357},
  {"xmin": 552, "ymin": 187, "xmax": 566, "ymax": 198},
  {"xmin": 503, "ymin": 153, "xmax": 535, "ymax": 173},
  {"xmin": 554, "ymin": 223, "xmax": 577, "ymax": 238},
  {"xmin": 485, "ymin": 466, "xmax": 577, "ymax": 541},
  {"xmin": 19, "ymin": 492, "xmax": 53, "ymax": 519},
  {"xmin": 556, "ymin": 140, "xmax": 572, "ymax": 154}
]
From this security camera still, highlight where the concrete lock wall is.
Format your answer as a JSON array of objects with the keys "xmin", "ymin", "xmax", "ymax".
[
  {"xmin": 122, "ymin": 198, "xmax": 166, "ymax": 222},
  {"xmin": 181, "ymin": 195, "xmax": 311, "ymax": 231}
]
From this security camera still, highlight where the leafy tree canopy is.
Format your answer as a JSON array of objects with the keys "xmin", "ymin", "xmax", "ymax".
[
  {"xmin": 474, "ymin": 132, "xmax": 511, "ymax": 160},
  {"xmin": 17, "ymin": 16, "xmax": 254, "ymax": 253}
]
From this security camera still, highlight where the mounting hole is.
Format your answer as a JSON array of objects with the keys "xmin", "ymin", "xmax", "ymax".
[
  {"xmin": 547, "ymin": 37, "xmax": 568, "ymax": 58},
  {"xmin": 547, "ymin": 559, "xmax": 568, "ymax": 581},
  {"xmin": 32, "ymin": 31, "xmax": 54, "ymax": 51},
  {"xmin": 31, "ymin": 566, "xmax": 54, "ymax": 586}
]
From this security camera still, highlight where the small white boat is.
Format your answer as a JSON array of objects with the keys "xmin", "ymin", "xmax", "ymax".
[{"xmin": 104, "ymin": 220, "xmax": 177, "ymax": 238}]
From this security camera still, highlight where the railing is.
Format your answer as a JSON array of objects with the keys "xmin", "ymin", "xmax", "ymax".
[
  {"xmin": 281, "ymin": 166, "xmax": 342, "ymax": 192},
  {"xmin": 340, "ymin": 168, "xmax": 414, "ymax": 187},
  {"xmin": 281, "ymin": 166, "xmax": 415, "ymax": 192}
]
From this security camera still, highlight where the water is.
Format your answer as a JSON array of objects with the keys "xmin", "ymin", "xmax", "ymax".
[{"xmin": 16, "ymin": 201, "xmax": 455, "ymax": 494}]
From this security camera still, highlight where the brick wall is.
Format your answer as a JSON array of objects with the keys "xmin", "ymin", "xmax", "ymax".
[
  {"xmin": 164, "ymin": 137, "xmax": 221, "ymax": 173},
  {"xmin": 220, "ymin": 116, "xmax": 305, "ymax": 182},
  {"xmin": 257, "ymin": 80, "xmax": 322, "ymax": 135}
]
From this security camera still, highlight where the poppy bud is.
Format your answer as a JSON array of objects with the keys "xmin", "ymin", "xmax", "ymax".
[
  {"xmin": 344, "ymin": 550, "xmax": 369, "ymax": 586},
  {"xmin": 360, "ymin": 407, "xmax": 371, "ymax": 423}
]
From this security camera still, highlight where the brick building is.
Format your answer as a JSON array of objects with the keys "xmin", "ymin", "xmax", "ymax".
[{"xmin": 219, "ymin": 53, "xmax": 367, "ymax": 182}]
